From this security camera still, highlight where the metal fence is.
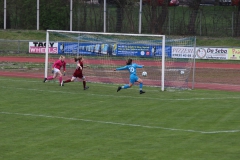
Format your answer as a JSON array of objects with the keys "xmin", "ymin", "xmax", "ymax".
[
  {"xmin": 0, "ymin": 0, "xmax": 240, "ymax": 37},
  {"xmin": 71, "ymin": 4, "xmax": 240, "ymax": 37},
  {"xmin": 0, "ymin": 39, "xmax": 29, "ymax": 54}
]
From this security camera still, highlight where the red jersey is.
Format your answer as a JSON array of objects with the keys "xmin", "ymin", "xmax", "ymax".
[
  {"xmin": 73, "ymin": 60, "xmax": 84, "ymax": 78},
  {"xmin": 52, "ymin": 60, "xmax": 66, "ymax": 71}
]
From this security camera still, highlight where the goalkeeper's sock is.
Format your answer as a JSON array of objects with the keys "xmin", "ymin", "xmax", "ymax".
[
  {"xmin": 123, "ymin": 85, "xmax": 130, "ymax": 89},
  {"xmin": 60, "ymin": 81, "xmax": 64, "ymax": 86},
  {"xmin": 59, "ymin": 77, "xmax": 62, "ymax": 84},
  {"xmin": 64, "ymin": 79, "xmax": 71, "ymax": 83},
  {"xmin": 83, "ymin": 81, "xmax": 86, "ymax": 88},
  {"xmin": 139, "ymin": 83, "xmax": 143, "ymax": 90}
]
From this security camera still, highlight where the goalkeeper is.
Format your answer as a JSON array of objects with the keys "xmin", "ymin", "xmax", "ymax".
[
  {"xmin": 61, "ymin": 56, "xmax": 89, "ymax": 90},
  {"xmin": 114, "ymin": 58, "xmax": 145, "ymax": 94},
  {"xmin": 43, "ymin": 55, "xmax": 66, "ymax": 86}
]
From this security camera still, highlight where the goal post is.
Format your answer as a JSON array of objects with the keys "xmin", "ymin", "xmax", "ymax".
[
  {"xmin": 45, "ymin": 30, "xmax": 195, "ymax": 91},
  {"xmin": 162, "ymin": 36, "xmax": 165, "ymax": 91}
]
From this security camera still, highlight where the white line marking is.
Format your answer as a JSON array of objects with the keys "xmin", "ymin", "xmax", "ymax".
[
  {"xmin": 0, "ymin": 78, "xmax": 162, "ymax": 90},
  {"xmin": 1, "ymin": 85, "xmax": 240, "ymax": 101},
  {"xmin": 1, "ymin": 111, "xmax": 239, "ymax": 134}
]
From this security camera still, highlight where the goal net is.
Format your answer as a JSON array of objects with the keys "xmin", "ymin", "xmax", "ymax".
[{"xmin": 45, "ymin": 30, "xmax": 195, "ymax": 91}]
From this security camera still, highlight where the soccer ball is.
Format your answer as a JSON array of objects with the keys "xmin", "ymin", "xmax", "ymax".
[
  {"xmin": 142, "ymin": 71, "xmax": 147, "ymax": 77},
  {"xmin": 180, "ymin": 70, "xmax": 185, "ymax": 74}
]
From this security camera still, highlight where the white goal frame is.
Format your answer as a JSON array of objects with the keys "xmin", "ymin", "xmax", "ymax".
[{"xmin": 45, "ymin": 30, "xmax": 166, "ymax": 91}]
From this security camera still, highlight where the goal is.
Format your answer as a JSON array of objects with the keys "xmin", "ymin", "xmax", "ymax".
[{"xmin": 45, "ymin": 30, "xmax": 195, "ymax": 91}]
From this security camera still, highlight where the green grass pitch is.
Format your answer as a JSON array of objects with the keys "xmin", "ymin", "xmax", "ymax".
[{"xmin": 0, "ymin": 77, "xmax": 240, "ymax": 160}]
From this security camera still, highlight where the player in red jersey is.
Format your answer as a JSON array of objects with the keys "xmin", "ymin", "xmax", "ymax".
[
  {"xmin": 61, "ymin": 56, "xmax": 89, "ymax": 90},
  {"xmin": 43, "ymin": 55, "xmax": 66, "ymax": 85}
]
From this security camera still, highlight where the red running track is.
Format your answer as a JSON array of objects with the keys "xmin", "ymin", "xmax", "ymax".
[{"xmin": 1, "ymin": 56, "xmax": 240, "ymax": 69}]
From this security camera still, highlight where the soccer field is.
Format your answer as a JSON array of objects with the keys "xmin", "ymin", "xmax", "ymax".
[{"xmin": 0, "ymin": 77, "xmax": 240, "ymax": 160}]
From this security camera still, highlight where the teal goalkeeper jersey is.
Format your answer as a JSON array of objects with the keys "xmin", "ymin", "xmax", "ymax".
[{"xmin": 116, "ymin": 63, "xmax": 144, "ymax": 76}]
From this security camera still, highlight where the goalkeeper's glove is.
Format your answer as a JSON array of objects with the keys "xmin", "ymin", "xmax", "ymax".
[
  {"xmin": 63, "ymin": 71, "xmax": 66, "ymax": 76},
  {"xmin": 51, "ymin": 68, "xmax": 54, "ymax": 74}
]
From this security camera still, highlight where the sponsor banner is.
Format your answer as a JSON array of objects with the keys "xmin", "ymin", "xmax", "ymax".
[
  {"xmin": 172, "ymin": 47, "xmax": 194, "ymax": 58},
  {"xmin": 29, "ymin": 42, "xmax": 58, "ymax": 54},
  {"xmin": 116, "ymin": 44, "xmax": 172, "ymax": 57},
  {"xmin": 228, "ymin": 48, "xmax": 240, "ymax": 60},
  {"xmin": 149, "ymin": 46, "xmax": 172, "ymax": 57},
  {"xmin": 59, "ymin": 42, "xmax": 172, "ymax": 57},
  {"xmin": 197, "ymin": 47, "xmax": 228, "ymax": 60},
  {"xmin": 172, "ymin": 47, "xmax": 228, "ymax": 60},
  {"xmin": 58, "ymin": 42, "xmax": 113, "ymax": 55},
  {"xmin": 28, "ymin": 41, "xmax": 238, "ymax": 61},
  {"xmin": 117, "ymin": 44, "xmax": 152, "ymax": 56}
]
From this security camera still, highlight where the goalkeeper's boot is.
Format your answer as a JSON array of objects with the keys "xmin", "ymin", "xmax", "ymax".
[
  {"xmin": 140, "ymin": 90, "xmax": 145, "ymax": 94},
  {"xmin": 84, "ymin": 86, "xmax": 89, "ymax": 90},
  {"xmin": 117, "ymin": 86, "xmax": 122, "ymax": 92},
  {"xmin": 43, "ymin": 78, "xmax": 47, "ymax": 83},
  {"xmin": 60, "ymin": 81, "xmax": 64, "ymax": 86}
]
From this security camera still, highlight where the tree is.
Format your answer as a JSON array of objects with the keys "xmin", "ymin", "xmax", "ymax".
[
  {"xmin": 98, "ymin": 0, "xmax": 136, "ymax": 32},
  {"xmin": 143, "ymin": 0, "xmax": 170, "ymax": 34},
  {"xmin": 187, "ymin": 0, "xmax": 201, "ymax": 35},
  {"xmin": 40, "ymin": 0, "xmax": 69, "ymax": 30},
  {"xmin": 214, "ymin": 0, "xmax": 220, "ymax": 6},
  {"xmin": 235, "ymin": 0, "xmax": 240, "ymax": 36},
  {"xmin": 115, "ymin": 0, "xmax": 127, "ymax": 32},
  {"xmin": 156, "ymin": 0, "xmax": 169, "ymax": 34}
]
